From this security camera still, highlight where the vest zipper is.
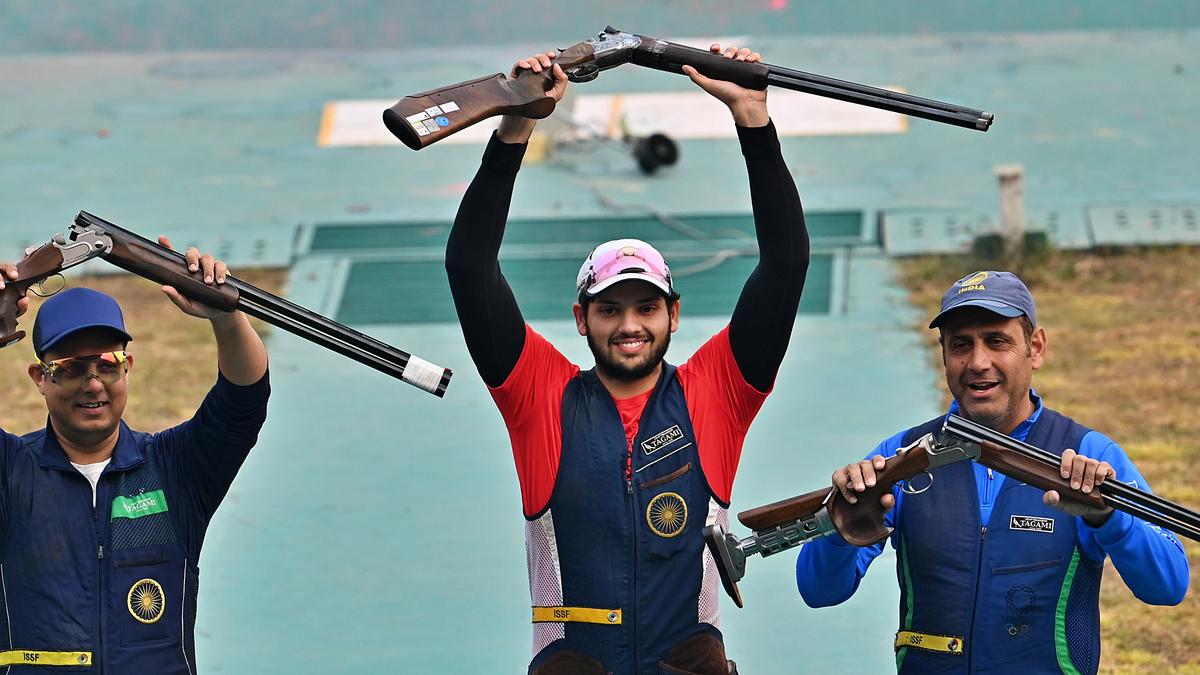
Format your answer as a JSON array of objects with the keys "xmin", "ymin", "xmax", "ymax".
[
  {"xmin": 93, "ymin": 485, "xmax": 106, "ymax": 675},
  {"xmin": 966, "ymin": 524, "xmax": 987, "ymax": 672},
  {"xmin": 627, "ymin": 466, "xmax": 639, "ymax": 671}
]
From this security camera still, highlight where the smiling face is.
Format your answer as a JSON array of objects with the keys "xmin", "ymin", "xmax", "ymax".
[
  {"xmin": 574, "ymin": 281, "xmax": 680, "ymax": 386},
  {"xmin": 28, "ymin": 327, "xmax": 132, "ymax": 458},
  {"xmin": 939, "ymin": 306, "xmax": 1045, "ymax": 434}
]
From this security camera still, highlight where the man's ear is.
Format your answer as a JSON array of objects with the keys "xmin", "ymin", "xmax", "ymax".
[
  {"xmin": 1030, "ymin": 326, "xmax": 1047, "ymax": 370},
  {"xmin": 573, "ymin": 303, "xmax": 588, "ymax": 336},
  {"xmin": 668, "ymin": 299, "xmax": 681, "ymax": 333},
  {"xmin": 27, "ymin": 362, "xmax": 47, "ymax": 395}
]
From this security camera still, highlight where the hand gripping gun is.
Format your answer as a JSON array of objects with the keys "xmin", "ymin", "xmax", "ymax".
[
  {"xmin": 705, "ymin": 414, "xmax": 1200, "ymax": 607},
  {"xmin": 383, "ymin": 26, "xmax": 993, "ymax": 150},
  {"xmin": 0, "ymin": 212, "xmax": 452, "ymax": 397}
]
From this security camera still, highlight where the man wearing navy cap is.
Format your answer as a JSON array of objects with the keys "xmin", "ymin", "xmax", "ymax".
[
  {"xmin": 795, "ymin": 270, "xmax": 1189, "ymax": 674},
  {"xmin": 0, "ymin": 244, "xmax": 268, "ymax": 674}
]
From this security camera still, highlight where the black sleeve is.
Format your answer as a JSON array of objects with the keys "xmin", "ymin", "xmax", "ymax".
[
  {"xmin": 445, "ymin": 132, "xmax": 529, "ymax": 388},
  {"xmin": 727, "ymin": 121, "xmax": 811, "ymax": 392}
]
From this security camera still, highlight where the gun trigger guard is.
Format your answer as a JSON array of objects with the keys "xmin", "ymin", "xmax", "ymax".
[
  {"xmin": 566, "ymin": 64, "xmax": 599, "ymax": 83},
  {"xmin": 902, "ymin": 472, "xmax": 934, "ymax": 495},
  {"xmin": 29, "ymin": 274, "xmax": 66, "ymax": 298}
]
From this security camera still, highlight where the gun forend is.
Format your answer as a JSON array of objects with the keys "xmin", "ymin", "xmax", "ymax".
[{"xmin": 74, "ymin": 212, "xmax": 241, "ymax": 312}]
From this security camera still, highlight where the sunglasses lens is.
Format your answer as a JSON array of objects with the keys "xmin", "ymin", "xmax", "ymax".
[{"xmin": 44, "ymin": 352, "xmax": 127, "ymax": 386}]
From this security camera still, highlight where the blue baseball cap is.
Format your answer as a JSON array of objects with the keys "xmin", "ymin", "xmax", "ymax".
[
  {"xmin": 928, "ymin": 270, "xmax": 1037, "ymax": 329},
  {"xmin": 32, "ymin": 288, "xmax": 133, "ymax": 356}
]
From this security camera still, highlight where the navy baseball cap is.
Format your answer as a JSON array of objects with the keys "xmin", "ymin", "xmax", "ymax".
[
  {"xmin": 928, "ymin": 271, "xmax": 1037, "ymax": 329},
  {"xmin": 32, "ymin": 288, "xmax": 133, "ymax": 356}
]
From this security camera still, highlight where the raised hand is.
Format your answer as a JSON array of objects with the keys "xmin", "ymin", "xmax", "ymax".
[
  {"xmin": 498, "ymin": 51, "xmax": 569, "ymax": 144},
  {"xmin": 156, "ymin": 236, "xmax": 232, "ymax": 321},
  {"xmin": 0, "ymin": 263, "xmax": 30, "ymax": 318},
  {"xmin": 682, "ymin": 44, "xmax": 769, "ymax": 127}
]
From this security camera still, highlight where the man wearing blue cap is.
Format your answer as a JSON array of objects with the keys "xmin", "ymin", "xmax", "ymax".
[
  {"xmin": 0, "ymin": 245, "xmax": 268, "ymax": 674},
  {"xmin": 795, "ymin": 270, "xmax": 1189, "ymax": 674}
]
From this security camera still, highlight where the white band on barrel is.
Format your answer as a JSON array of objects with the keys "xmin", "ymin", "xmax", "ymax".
[{"xmin": 400, "ymin": 355, "xmax": 444, "ymax": 394}]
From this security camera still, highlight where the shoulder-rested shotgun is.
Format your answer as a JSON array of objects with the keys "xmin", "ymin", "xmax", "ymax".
[
  {"xmin": 0, "ymin": 212, "xmax": 452, "ymax": 397},
  {"xmin": 383, "ymin": 26, "xmax": 993, "ymax": 151},
  {"xmin": 706, "ymin": 414, "xmax": 1200, "ymax": 607}
]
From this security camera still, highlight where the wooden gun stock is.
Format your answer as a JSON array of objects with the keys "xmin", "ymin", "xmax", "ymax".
[
  {"xmin": 0, "ymin": 244, "xmax": 68, "ymax": 348},
  {"xmin": 737, "ymin": 487, "xmax": 829, "ymax": 532},
  {"xmin": 738, "ymin": 443, "xmax": 936, "ymax": 547},
  {"xmin": 383, "ymin": 41, "xmax": 596, "ymax": 150}
]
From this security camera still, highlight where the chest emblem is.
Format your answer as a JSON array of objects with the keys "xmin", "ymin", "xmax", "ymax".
[
  {"xmin": 1010, "ymin": 515, "xmax": 1054, "ymax": 534},
  {"xmin": 646, "ymin": 492, "xmax": 688, "ymax": 538},
  {"xmin": 128, "ymin": 578, "xmax": 166, "ymax": 624},
  {"xmin": 641, "ymin": 425, "xmax": 684, "ymax": 455}
]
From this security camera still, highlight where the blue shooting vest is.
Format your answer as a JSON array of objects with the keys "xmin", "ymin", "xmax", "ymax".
[
  {"xmin": 895, "ymin": 409, "xmax": 1103, "ymax": 674},
  {"xmin": 529, "ymin": 365, "xmax": 722, "ymax": 675},
  {"xmin": 1, "ymin": 427, "xmax": 199, "ymax": 674}
]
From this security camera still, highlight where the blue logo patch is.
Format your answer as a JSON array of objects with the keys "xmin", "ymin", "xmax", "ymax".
[{"xmin": 435, "ymin": 116, "xmax": 450, "ymax": 127}]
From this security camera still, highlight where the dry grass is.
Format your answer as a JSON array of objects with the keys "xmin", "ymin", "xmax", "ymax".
[
  {"xmin": 899, "ymin": 246, "xmax": 1200, "ymax": 674},
  {"xmin": 0, "ymin": 270, "xmax": 284, "ymax": 435}
]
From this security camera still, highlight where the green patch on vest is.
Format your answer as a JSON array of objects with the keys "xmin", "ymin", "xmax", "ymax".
[{"xmin": 111, "ymin": 490, "xmax": 169, "ymax": 520}]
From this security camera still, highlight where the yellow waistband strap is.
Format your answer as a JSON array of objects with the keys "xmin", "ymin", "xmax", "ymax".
[
  {"xmin": 0, "ymin": 650, "xmax": 93, "ymax": 667},
  {"xmin": 532, "ymin": 606, "xmax": 622, "ymax": 625},
  {"xmin": 894, "ymin": 630, "xmax": 965, "ymax": 655}
]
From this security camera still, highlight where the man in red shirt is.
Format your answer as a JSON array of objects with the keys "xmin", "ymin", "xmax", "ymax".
[{"xmin": 446, "ymin": 45, "xmax": 809, "ymax": 675}]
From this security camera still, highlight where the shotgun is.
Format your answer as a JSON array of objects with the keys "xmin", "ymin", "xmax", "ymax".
[
  {"xmin": 383, "ymin": 26, "xmax": 993, "ymax": 151},
  {"xmin": 0, "ymin": 212, "xmax": 453, "ymax": 397},
  {"xmin": 706, "ymin": 414, "xmax": 1200, "ymax": 607}
]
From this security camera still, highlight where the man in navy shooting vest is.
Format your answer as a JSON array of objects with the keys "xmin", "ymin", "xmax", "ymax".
[
  {"xmin": 446, "ymin": 45, "xmax": 809, "ymax": 674},
  {"xmin": 0, "ymin": 245, "xmax": 269, "ymax": 674},
  {"xmin": 796, "ymin": 270, "xmax": 1189, "ymax": 674}
]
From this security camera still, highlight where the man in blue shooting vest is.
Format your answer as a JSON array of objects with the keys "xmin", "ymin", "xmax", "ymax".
[
  {"xmin": 795, "ymin": 270, "xmax": 1190, "ymax": 674},
  {"xmin": 0, "ymin": 244, "xmax": 269, "ymax": 674}
]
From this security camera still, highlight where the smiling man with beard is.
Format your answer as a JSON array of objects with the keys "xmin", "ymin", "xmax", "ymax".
[
  {"xmin": 795, "ymin": 270, "xmax": 1189, "ymax": 675},
  {"xmin": 445, "ymin": 45, "xmax": 809, "ymax": 675}
]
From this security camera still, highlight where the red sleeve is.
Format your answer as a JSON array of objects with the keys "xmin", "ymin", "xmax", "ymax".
[
  {"xmin": 489, "ymin": 324, "xmax": 580, "ymax": 517},
  {"xmin": 677, "ymin": 326, "xmax": 770, "ymax": 504}
]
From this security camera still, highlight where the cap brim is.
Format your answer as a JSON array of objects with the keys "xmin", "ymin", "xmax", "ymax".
[
  {"xmin": 928, "ymin": 299, "xmax": 1025, "ymax": 329},
  {"xmin": 39, "ymin": 324, "xmax": 133, "ymax": 355},
  {"xmin": 582, "ymin": 273, "xmax": 672, "ymax": 300}
]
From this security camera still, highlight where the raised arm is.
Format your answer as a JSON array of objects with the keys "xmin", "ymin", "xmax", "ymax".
[
  {"xmin": 445, "ymin": 52, "xmax": 568, "ymax": 387},
  {"xmin": 683, "ymin": 46, "xmax": 810, "ymax": 393},
  {"xmin": 158, "ymin": 239, "xmax": 268, "ymax": 385}
]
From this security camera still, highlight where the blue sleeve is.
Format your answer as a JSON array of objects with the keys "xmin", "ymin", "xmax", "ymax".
[
  {"xmin": 1074, "ymin": 431, "xmax": 1190, "ymax": 605},
  {"xmin": 157, "ymin": 371, "xmax": 271, "ymax": 555},
  {"xmin": 795, "ymin": 430, "xmax": 907, "ymax": 607}
]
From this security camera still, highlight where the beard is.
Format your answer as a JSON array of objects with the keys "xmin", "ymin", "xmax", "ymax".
[{"xmin": 587, "ymin": 330, "xmax": 671, "ymax": 382}]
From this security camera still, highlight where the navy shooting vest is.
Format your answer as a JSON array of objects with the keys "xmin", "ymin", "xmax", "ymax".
[
  {"xmin": 895, "ymin": 409, "xmax": 1102, "ymax": 674},
  {"xmin": 528, "ymin": 365, "xmax": 724, "ymax": 675}
]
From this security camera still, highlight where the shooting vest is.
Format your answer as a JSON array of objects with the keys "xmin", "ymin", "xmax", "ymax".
[
  {"xmin": 526, "ymin": 365, "xmax": 724, "ymax": 675},
  {"xmin": 895, "ymin": 409, "xmax": 1102, "ymax": 674},
  {"xmin": 0, "ymin": 428, "xmax": 199, "ymax": 674}
]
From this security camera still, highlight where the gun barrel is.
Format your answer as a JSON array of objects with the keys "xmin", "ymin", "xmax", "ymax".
[
  {"xmin": 614, "ymin": 28, "xmax": 992, "ymax": 132},
  {"xmin": 74, "ymin": 212, "xmax": 452, "ymax": 397}
]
